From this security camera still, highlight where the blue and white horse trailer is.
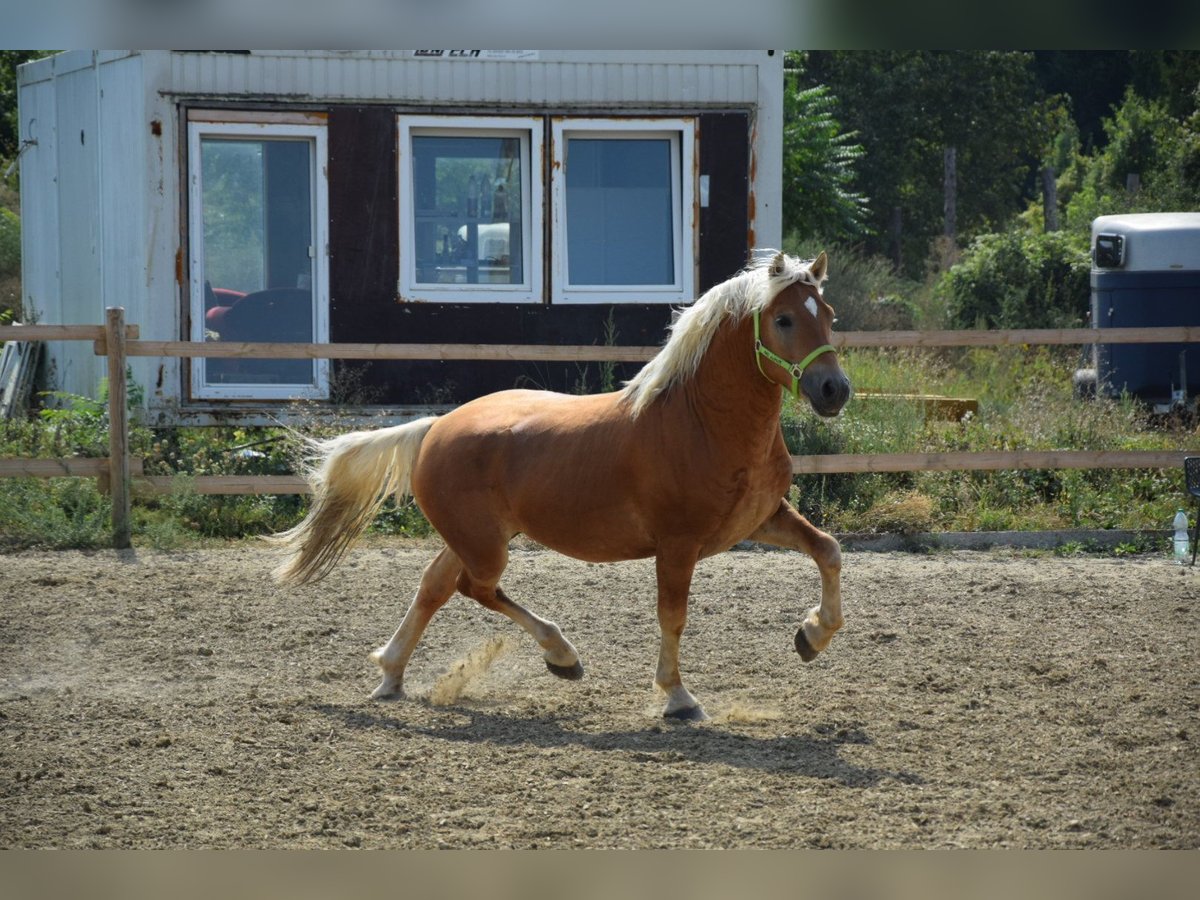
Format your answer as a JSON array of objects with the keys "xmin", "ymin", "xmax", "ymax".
[{"xmin": 1087, "ymin": 212, "xmax": 1200, "ymax": 411}]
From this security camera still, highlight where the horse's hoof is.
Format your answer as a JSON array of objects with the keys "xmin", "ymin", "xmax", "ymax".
[
  {"xmin": 546, "ymin": 660, "xmax": 585, "ymax": 681},
  {"xmin": 794, "ymin": 628, "xmax": 819, "ymax": 662},
  {"xmin": 664, "ymin": 704, "xmax": 709, "ymax": 722},
  {"xmin": 370, "ymin": 681, "xmax": 405, "ymax": 701}
]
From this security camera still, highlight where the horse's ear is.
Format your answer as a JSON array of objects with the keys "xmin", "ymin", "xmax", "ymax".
[
  {"xmin": 810, "ymin": 251, "xmax": 828, "ymax": 283},
  {"xmin": 768, "ymin": 251, "xmax": 786, "ymax": 279}
]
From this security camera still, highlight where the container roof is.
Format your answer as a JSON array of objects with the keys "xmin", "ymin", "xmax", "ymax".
[{"xmin": 1092, "ymin": 213, "xmax": 1200, "ymax": 272}]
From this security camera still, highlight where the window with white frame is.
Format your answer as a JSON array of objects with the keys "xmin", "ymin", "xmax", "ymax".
[
  {"xmin": 187, "ymin": 118, "xmax": 329, "ymax": 400},
  {"xmin": 398, "ymin": 116, "xmax": 543, "ymax": 303},
  {"xmin": 551, "ymin": 118, "xmax": 695, "ymax": 304}
]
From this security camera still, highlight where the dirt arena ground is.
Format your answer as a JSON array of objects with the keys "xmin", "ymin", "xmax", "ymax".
[{"xmin": 1, "ymin": 541, "xmax": 1196, "ymax": 849}]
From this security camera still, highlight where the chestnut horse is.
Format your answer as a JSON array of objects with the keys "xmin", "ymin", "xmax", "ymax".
[{"xmin": 271, "ymin": 251, "xmax": 851, "ymax": 720}]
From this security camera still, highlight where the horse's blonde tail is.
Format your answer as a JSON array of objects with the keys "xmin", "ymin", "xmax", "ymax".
[{"xmin": 268, "ymin": 417, "xmax": 437, "ymax": 586}]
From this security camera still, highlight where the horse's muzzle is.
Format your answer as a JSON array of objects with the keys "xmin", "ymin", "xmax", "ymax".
[{"xmin": 801, "ymin": 367, "xmax": 852, "ymax": 417}]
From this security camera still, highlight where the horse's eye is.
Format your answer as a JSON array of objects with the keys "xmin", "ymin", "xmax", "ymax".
[{"xmin": 775, "ymin": 315, "xmax": 793, "ymax": 329}]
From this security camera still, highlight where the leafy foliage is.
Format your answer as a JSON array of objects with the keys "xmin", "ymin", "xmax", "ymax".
[
  {"xmin": 782, "ymin": 55, "xmax": 868, "ymax": 244},
  {"xmin": 0, "ymin": 478, "xmax": 112, "ymax": 550},
  {"xmin": 795, "ymin": 51, "xmax": 1049, "ymax": 276},
  {"xmin": 936, "ymin": 230, "xmax": 1090, "ymax": 330},
  {"xmin": 1059, "ymin": 88, "xmax": 1200, "ymax": 236}
]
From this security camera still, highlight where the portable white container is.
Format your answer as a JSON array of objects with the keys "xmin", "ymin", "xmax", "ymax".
[{"xmin": 18, "ymin": 50, "xmax": 785, "ymax": 424}]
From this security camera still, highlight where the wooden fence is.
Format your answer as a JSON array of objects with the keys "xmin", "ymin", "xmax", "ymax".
[{"xmin": 1, "ymin": 309, "xmax": 1197, "ymax": 548}]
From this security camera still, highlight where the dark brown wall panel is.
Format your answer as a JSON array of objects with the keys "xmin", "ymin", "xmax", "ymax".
[
  {"xmin": 697, "ymin": 112, "xmax": 751, "ymax": 294},
  {"xmin": 334, "ymin": 303, "xmax": 674, "ymax": 405},
  {"xmin": 328, "ymin": 106, "xmax": 398, "ymax": 343},
  {"xmin": 325, "ymin": 108, "xmax": 749, "ymax": 406}
]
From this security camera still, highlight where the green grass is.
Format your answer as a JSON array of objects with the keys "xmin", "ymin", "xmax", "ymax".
[{"xmin": 782, "ymin": 346, "xmax": 1191, "ymax": 535}]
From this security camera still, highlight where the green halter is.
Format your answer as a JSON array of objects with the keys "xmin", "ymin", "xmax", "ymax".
[{"xmin": 753, "ymin": 309, "xmax": 835, "ymax": 400}]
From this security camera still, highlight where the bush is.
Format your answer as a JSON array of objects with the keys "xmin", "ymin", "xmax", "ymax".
[
  {"xmin": 784, "ymin": 237, "xmax": 916, "ymax": 330},
  {"xmin": 0, "ymin": 477, "xmax": 111, "ymax": 550},
  {"xmin": 937, "ymin": 230, "xmax": 1089, "ymax": 330}
]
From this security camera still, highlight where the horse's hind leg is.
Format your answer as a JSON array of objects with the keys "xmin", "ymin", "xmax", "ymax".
[
  {"xmin": 369, "ymin": 547, "xmax": 462, "ymax": 699},
  {"xmin": 747, "ymin": 500, "xmax": 843, "ymax": 661},
  {"xmin": 456, "ymin": 545, "xmax": 583, "ymax": 679}
]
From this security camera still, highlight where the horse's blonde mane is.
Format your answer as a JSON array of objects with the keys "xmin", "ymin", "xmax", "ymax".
[{"xmin": 620, "ymin": 252, "xmax": 826, "ymax": 416}]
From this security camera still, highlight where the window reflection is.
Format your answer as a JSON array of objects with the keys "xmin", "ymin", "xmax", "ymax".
[
  {"xmin": 411, "ymin": 135, "xmax": 523, "ymax": 286},
  {"xmin": 198, "ymin": 137, "xmax": 316, "ymax": 386},
  {"xmin": 565, "ymin": 138, "xmax": 674, "ymax": 286}
]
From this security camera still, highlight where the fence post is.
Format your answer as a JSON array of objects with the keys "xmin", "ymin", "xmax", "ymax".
[{"xmin": 105, "ymin": 307, "xmax": 131, "ymax": 549}]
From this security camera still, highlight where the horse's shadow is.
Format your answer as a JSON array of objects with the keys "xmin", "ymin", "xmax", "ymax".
[{"xmin": 310, "ymin": 701, "xmax": 923, "ymax": 788}]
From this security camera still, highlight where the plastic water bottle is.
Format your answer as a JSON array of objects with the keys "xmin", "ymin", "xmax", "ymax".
[{"xmin": 1173, "ymin": 509, "xmax": 1190, "ymax": 564}]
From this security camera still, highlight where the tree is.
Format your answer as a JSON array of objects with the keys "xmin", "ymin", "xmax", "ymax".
[
  {"xmin": 1031, "ymin": 51, "xmax": 1133, "ymax": 152},
  {"xmin": 798, "ymin": 51, "xmax": 1048, "ymax": 276},
  {"xmin": 781, "ymin": 53, "xmax": 868, "ymax": 244},
  {"xmin": 1061, "ymin": 88, "xmax": 1200, "ymax": 237}
]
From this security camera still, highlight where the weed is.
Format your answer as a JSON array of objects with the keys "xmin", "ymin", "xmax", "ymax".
[{"xmin": 787, "ymin": 347, "xmax": 1191, "ymax": 534}]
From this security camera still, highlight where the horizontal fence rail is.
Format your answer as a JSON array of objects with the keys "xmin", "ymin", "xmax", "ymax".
[
  {"xmin": 835, "ymin": 326, "xmax": 1200, "ymax": 348},
  {"xmin": 0, "ymin": 457, "xmax": 143, "ymax": 478},
  {"xmin": 7, "ymin": 453, "xmax": 1189, "ymax": 492},
  {"xmin": 6, "ymin": 325, "xmax": 1200, "ymax": 362},
  {"xmin": 120, "ymin": 340, "xmax": 660, "ymax": 362},
  {"xmin": 99, "ymin": 326, "xmax": 1200, "ymax": 362},
  {"xmin": 2, "ymin": 311, "xmax": 1198, "ymax": 548},
  {"xmin": 789, "ymin": 450, "xmax": 1193, "ymax": 475},
  {"xmin": 0, "ymin": 323, "xmax": 140, "ymax": 342}
]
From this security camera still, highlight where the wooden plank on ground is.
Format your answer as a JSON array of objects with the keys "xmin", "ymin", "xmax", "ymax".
[{"xmin": 852, "ymin": 391, "xmax": 979, "ymax": 421}]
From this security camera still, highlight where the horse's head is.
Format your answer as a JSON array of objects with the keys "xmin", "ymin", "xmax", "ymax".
[{"xmin": 754, "ymin": 251, "xmax": 851, "ymax": 417}]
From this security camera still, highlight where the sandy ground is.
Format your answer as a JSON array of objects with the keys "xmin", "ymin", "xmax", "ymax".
[{"xmin": 1, "ymin": 541, "xmax": 1196, "ymax": 848}]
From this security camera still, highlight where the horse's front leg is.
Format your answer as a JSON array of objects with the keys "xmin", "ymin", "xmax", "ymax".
[
  {"xmin": 748, "ymin": 500, "xmax": 843, "ymax": 661},
  {"xmin": 654, "ymin": 548, "xmax": 708, "ymax": 721}
]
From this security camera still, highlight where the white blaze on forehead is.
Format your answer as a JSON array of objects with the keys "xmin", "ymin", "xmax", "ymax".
[{"xmin": 805, "ymin": 297, "xmax": 819, "ymax": 319}]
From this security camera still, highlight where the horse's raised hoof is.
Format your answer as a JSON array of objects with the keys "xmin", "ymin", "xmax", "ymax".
[
  {"xmin": 794, "ymin": 628, "xmax": 819, "ymax": 662},
  {"xmin": 664, "ymin": 704, "xmax": 709, "ymax": 723},
  {"xmin": 546, "ymin": 660, "xmax": 585, "ymax": 681}
]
